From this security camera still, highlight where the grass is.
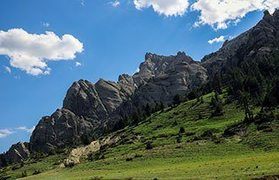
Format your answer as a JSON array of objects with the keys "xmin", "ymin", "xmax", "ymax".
[{"xmin": 1, "ymin": 92, "xmax": 278, "ymax": 179}]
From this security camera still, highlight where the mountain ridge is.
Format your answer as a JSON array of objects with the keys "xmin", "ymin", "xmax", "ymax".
[{"xmin": 0, "ymin": 9, "xmax": 278, "ymax": 168}]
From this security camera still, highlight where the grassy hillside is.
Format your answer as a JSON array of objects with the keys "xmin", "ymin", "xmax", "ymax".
[{"xmin": 1, "ymin": 92, "xmax": 278, "ymax": 179}]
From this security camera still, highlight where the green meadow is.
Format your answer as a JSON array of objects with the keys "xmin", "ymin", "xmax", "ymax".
[{"xmin": 1, "ymin": 92, "xmax": 278, "ymax": 179}]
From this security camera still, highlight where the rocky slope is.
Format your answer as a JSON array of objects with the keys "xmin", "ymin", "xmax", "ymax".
[
  {"xmin": 0, "ymin": 142, "xmax": 30, "ymax": 168},
  {"xmin": 202, "ymin": 10, "xmax": 279, "ymax": 77},
  {"xmin": 29, "ymin": 52, "xmax": 207, "ymax": 154}
]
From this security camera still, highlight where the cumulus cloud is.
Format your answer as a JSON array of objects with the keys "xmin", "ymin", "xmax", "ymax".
[
  {"xmin": 4, "ymin": 66, "xmax": 11, "ymax": 74},
  {"xmin": 0, "ymin": 28, "xmax": 83, "ymax": 75},
  {"xmin": 110, "ymin": 0, "xmax": 120, "ymax": 8},
  {"xmin": 16, "ymin": 126, "xmax": 35, "ymax": 134},
  {"xmin": 75, "ymin": 62, "xmax": 82, "ymax": 67},
  {"xmin": 0, "ymin": 129, "xmax": 13, "ymax": 138},
  {"xmin": 192, "ymin": 0, "xmax": 279, "ymax": 30},
  {"xmin": 134, "ymin": 0, "xmax": 189, "ymax": 16},
  {"xmin": 208, "ymin": 35, "xmax": 225, "ymax": 44}
]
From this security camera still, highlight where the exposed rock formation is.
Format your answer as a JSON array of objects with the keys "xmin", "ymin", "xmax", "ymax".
[
  {"xmin": 132, "ymin": 52, "xmax": 207, "ymax": 106},
  {"xmin": 202, "ymin": 10, "xmax": 279, "ymax": 77},
  {"xmin": 30, "ymin": 52, "xmax": 207, "ymax": 154},
  {"xmin": 63, "ymin": 76, "xmax": 136, "ymax": 121},
  {"xmin": 63, "ymin": 132, "xmax": 122, "ymax": 167},
  {"xmin": 30, "ymin": 108, "xmax": 96, "ymax": 153},
  {"xmin": 0, "ymin": 142, "xmax": 30, "ymax": 168}
]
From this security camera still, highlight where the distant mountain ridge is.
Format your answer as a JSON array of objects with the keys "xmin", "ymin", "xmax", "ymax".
[{"xmin": 0, "ymin": 9, "xmax": 278, "ymax": 168}]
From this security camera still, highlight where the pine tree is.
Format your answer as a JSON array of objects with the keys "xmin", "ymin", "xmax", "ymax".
[{"xmin": 211, "ymin": 92, "xmax": 224, "ymax": 117}]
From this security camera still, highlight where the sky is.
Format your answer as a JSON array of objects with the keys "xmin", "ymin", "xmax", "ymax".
[{"xmin": 0, "ymin": 0, "xmax": 278, "ymax": 153}]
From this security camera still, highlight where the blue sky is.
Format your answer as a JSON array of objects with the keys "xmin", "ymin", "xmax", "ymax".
[{"xmin": 0, "ymin": 0, "xmax": 272, "ymax": 153}]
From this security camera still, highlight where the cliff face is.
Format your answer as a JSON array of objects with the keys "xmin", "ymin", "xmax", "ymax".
[
  {"xmin": 29, "ymin": 52, "xmax": 207, "ymax": 154},
  {"xmin": 202, "ymin": 10, "xmax": 279, "ymax": 77},
  {"xmin": 132, "ymin": 52, "xmax": 207, "ymax": 106},
  {"xmin": 30, "ymin": 109, "xmax": 96, "ymax": 153}
]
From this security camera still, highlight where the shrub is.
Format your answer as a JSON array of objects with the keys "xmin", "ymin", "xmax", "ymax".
[
  {"xmin": 21, "ymin": 171, "xmax": 27, "ymax": 178},
  {"xmin": 33, "ymin": 170, "xmax": 42, "ymax": 175},
  {"xmin": 134, "ymin": 154, "xmax": 143, "ymax": 158},
  {"xmin": 145, "ymin": 141, "xmax": 153, "ymax": 150},
  {"xmin": 179, "ymin": 127, "xmax": 185, "ymax": 134},
  {"xmin": 176, "ymin": 134, "xmax": 182, "ymax": 143},
  {"xmin": 126, "ymin": 157, "xmax": 133, "ymax": 161},
  {"xmin": 210, "ymin": 92, "xmax": 224, "ymax": 117}
]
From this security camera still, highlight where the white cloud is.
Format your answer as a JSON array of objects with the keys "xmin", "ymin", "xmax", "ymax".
[
  {"xmin": 0, "ymin": 28, "xmax": 83, "ymax": 75},
  {"xmin": 0, "ymin": 129, "xmax": 13, "ymax": 138},
  {"xmin": 191, "ymin": 0, "xmax": 279, "ymax": 30},
  {"xmin": 110, "ymin": 1, "xmax": 120, "ymax": 8},
  {"xmin": 42, "ymin": 22, "xmax": 50, "ymax": 28},
  {"xmin": 16, "ymin": 126, "xmax": 35, "ymax": 134},
  {"xmin": 4, "ymin": 66, "xmax": 11, "ymax": 74},
  {"xmin": 134, "ymin": 0, "xmax": 189, "ymax": 16},
  {"xmin": 208, "ymin": 35, "xmax": 225, "ymax": 44},
  {"xmin": 75, "ymin": 61, "xmax": 82, "ymax": 67}
]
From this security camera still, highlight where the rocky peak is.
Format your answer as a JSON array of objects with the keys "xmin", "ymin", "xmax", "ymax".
[
  {"xmin": 263, "ymin": 10, "xmax": 271, "ymax": 18},
  {"xmin": 274, "ymin": 9, "xmax": 279, "ymax": 17},
  {"xmin": 0, "ymin": 142, "xmax": 30, "ymax": 168},
  {"xmin": 201, "ymin": 10, "xmax": 279, "ymax": 77},
  {"xmin": 133, "ymin": 52, "xmax": 196, "ymax": 85},
  {"xmin": 63, "ymin": 80, "xmax": 108, "ymax": 120},
  {"xmin": 118, "ymin": 74, "xmax": 136, "ymax": 95}
]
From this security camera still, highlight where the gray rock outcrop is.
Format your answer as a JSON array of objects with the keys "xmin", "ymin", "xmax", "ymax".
[
  {"xmin": 30, "ymin": 108, "xmax": 96, "ymax": 153},
  {"xmin": 29, "ymin": 52, "xmax": 207, "ymax": 154},
  {"xmin": 202, "ymin": 9, "xmax": 279, "ymax": 77},
  {"xmin": 0, "ymin": 142, "xmax": 30, "ymax": 168}
]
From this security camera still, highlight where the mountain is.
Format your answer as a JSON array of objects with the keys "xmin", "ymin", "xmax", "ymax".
[
  {"xmin": 1, "ymin": 10, "xmax": 278, "ymax": 169},
  {"xmin": 202, "ymin": 10, "xmax": 279, "ymax": 78},
  {"xmin": 29, "ymin": 51, "xmax": 207, "ymax": 154}
]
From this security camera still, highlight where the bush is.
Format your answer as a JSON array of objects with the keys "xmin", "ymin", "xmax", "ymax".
[
  {"xmin": 134, "ymin": 154, "xmax": 143, "ymax": 158},
  {"xmin": 88, "ymin": 151, "xmax": 105, "ymax": 161},
  {"xmin": 21, "ymin": 171, "xmax": 27, "ymax": 178},
  {"xmin": 210, "ymin": 92, "xmax": 224, "ymax": 117},
  {"xmin": 145, "ymin": 141, "xmax": 153, "ymax": 150},
  {"xmin": 126, "ymin": 157, "xmax": 133, "ymax": 161},
  {"xmin": 172, "ymin": 120, "xmax": 178, "ymax": 126},
  {"xmin": 176, "ymin": 134, "xmax": 182, "ymax": 143},
  {"xmin": 33, "ymin": 170, "xmax": 42, "ymax": 175},
  {"xmin": 179, "ymin": 127, "xmax": 185, "ymax": 134}
]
